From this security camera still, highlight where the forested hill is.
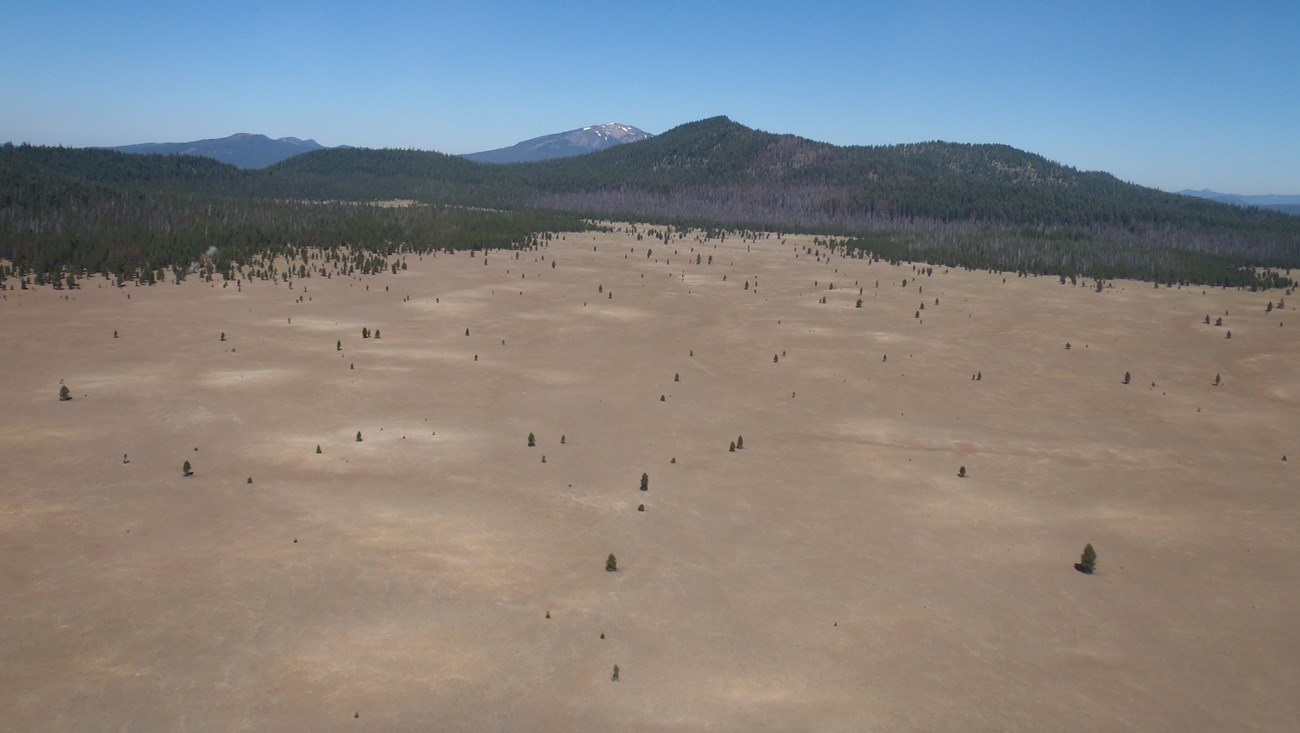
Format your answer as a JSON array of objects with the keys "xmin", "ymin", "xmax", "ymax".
[{"xmin": 4, "ymin": 117, "xmax": 1300, "ymax": 288}]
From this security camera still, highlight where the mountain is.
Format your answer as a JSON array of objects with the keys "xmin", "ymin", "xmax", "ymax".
[
  {"xmin": 1180, "ymin": 189, "xmax": 1300, "ymax": 215},
  {"xmin": 463, "ymin": 123, "xmax": 652, "ymax": 164},
  {"xmin": 112, "ymin": 133, "xmax": 326, "ymax": 169},
  {"xmin": 7, "ymin": 116, "xmax": 1300, "ymax": 288}
]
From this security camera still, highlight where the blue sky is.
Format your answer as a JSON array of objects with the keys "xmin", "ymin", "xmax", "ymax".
[{"xmin": 3, "ymin": 0, "xmax": 1298, "ymax": 193}]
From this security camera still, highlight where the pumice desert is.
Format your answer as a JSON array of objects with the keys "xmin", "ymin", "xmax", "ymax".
[{"xmin": 2, "ymin": 226, "xmax": 1296, "ymax": 731}]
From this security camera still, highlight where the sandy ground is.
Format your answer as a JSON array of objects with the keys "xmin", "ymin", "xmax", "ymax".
[{"xmin": 1, "ymin": 227, "xmax": 1297, "ymax": 732}]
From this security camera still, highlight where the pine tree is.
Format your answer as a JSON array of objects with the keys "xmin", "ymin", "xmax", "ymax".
[
  {"xmin": 356, "ymin": 431, "xmax": 363, "ymax": 442},
  {"xmin": 958, "ymin": 466, "xmax": 967, "ymax": 478},
  {"xmin": 182, "ymin": 460, "xmax": 192, "ymax": 477},
  {"xmin": 736, "ymin": 435, "xmax": 744, "ymax": 450},
  {"xmin": 1079, "ymin": 544, "xmax": 1097, "ymax": 574},
  {"xmin": 58, "ymin": 385, "xmax": 71, "ymax": 401},
  {"xmin": 640, "ymin": 473, "xmax": 649, "ymax": 492},
  {"xmin": 606, "ymin": 553, "xmax": 618, "ymax": 572},
  {"xmin": 528, "ymin": 432, "xmax": 536, "ymax": 447}
]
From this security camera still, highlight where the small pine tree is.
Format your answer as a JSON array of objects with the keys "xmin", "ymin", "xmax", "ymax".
[
  {"xmin": 736, "ymin": 435, "xmax": 744, "ymax": 450},
  {"xmin": 640, "ymin": 473, "xmax": 649, "ymax": 491},
  {"xmin": 58, "ymin": 385, "xmax": 71, "ymax": 401},
  {"xmin": 1214, "ymin": 373, "xmax": 1221, "ymax": 386},
  {"xmin": 220, "ymin": 332, "xmax": 225, "ymax": 341},
  {"xmin": 674, "ymin": 373, "xmax": 680, "ymax": 382},
  {"xmin": 182, "ymin": 460, "xmax": 192, "ymax": 477},
  {"xmin": 560, "ymin": 435, "xmax": 566, "ymax": 444},
  {"xmin": 638, "ymin": 504, "xmax": 645, "ymax": 512},
  {"xmin": 856, "ymin": 299, "xmax": 863, "ymax": 308},
  {"xmin": 336, "ymin": 340, "xmax": 341, "ymax": 351},
  {"xmin": 611, "ymin": 664, "xmax": 620, "ymax": 681},
  {"xmin": 606, "ymin": 553, "xmax": 617, "ymax": 572},
  {"xmin": 374, "ymin": 329, "xmax": 380, "ymax": 339},
  {"xmin": 1123, "ymin": 371, "xmax": 1131, "ymax": 385},
  {"xmin": 316, "ymin": 444, "xmax": 322, "ymax": 454},
  {"xmin": 528, "ymin": 432, "xmax": 536, "ymax": 447},
  {"xmin": 1079, "ymin": 544, "xmax": 1097, "ymax": 574},
  {"xmin": 958, "ymin": 466, "xmax": 966, "ymax": 478},
  {"xmin": 356, "ymin": 431, "xmax": 363, "ymax": 442},
  {"xmin": 660, "ymin": 394, "xmax": 666, "ymax": 402},
  {"xmin": 729, "ymin": 441, "xmax": 736, "ymax": 452}
]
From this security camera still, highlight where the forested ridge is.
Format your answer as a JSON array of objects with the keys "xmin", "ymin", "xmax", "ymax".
[{"xmin": 4, "ymin": 116, "xmax": 1299, "ymax": 288}]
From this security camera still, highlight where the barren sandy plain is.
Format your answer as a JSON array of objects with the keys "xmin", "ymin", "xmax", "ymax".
[{"xmin": 2, "ymin": 226, "xmax": 1298, "ymax": 732}]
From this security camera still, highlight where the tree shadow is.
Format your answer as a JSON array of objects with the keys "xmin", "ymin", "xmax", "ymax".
[{"xmin": 1074, "ymin": 563, "xmax": 1093, "ymax": 575}]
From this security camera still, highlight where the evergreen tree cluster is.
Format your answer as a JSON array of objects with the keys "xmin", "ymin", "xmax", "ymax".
[{"xmin": 6, "ymin": 115, "xmax": 1300, "ymax": 289}]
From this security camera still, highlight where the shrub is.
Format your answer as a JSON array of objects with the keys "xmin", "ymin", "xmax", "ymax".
[
  {"xmin": 182, "ymin": 460, "xmax": 193, "ymax": 477},
  {"xmin": 528, "ymin": 432, "xmax": 536, "ymax": 447},
  {"xmin": 59, "ymin": 385, "xmax": 71, "ymax": 401}
]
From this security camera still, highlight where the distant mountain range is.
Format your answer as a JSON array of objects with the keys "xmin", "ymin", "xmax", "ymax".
[
  {"xmin": 1179, "ymin": 189, "xmax": 1300, "ymax": 215},
  {"xmin": 463, "ymin": 123, "xmax": 653, "ymax": 164},
  {"xmin": 9, "ymin": 115, "xmax": 1299, "ymax": 288},
  {"xmin": 108, "ymin": 124, "xmax": 653, "ymax": 169},
  {"xmin": 112, "ymin": 133, "xmax": 327, "ymax": 169}
]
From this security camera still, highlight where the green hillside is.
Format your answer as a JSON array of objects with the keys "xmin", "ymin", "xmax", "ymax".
[{"xmin": 4, "ymin": 117, "xmax": 1299, "ymax": 288}]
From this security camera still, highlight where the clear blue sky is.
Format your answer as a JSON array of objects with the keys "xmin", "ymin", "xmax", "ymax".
[{"xmin": 3, "ymin": 0, "xmax": 1298, "ymax": 194}]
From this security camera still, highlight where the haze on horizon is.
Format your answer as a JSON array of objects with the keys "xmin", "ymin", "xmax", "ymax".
[{"xmin": 3, "ymin": 0, "xmax": 1298, "ymax": 195}]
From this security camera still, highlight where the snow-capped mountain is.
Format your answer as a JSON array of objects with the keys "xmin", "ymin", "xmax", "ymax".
[{"xmin": 463, "ymin": 123, "xmax": 653, "ymax": 164}]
